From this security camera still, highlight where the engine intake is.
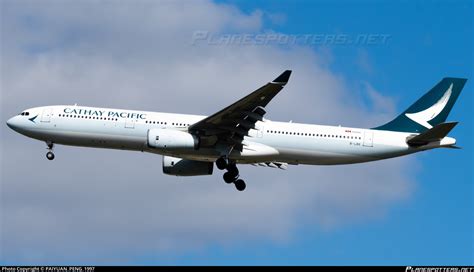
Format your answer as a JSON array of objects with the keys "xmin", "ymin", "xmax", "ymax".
[
  {"xmin": 147, "ymin": 129, "xmax": 199, "ymax": 150},
  {"xmin": 163, "ymin": 156, "xmax": 213, "ymax": 176}
]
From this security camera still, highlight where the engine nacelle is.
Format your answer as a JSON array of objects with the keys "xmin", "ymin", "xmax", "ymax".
[
  {"xmin": 147, "ymin": 129, "xmax": 199, "ymax": 150},
  {"xmin": 162, "ymin": 156, "xmax": 213, "ymax": 176}
]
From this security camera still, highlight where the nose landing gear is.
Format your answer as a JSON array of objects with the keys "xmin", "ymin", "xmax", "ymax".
[
  {"xmin": 216, "ymin": 157, "xmax": 246, "ymax": 191},
  {"xmin": 46, "ymin": 142, "xmax": 55, "ymax": 161},
  {"xmin": 46, "ymin": 151, "xmax": 55, "ymax": 160}
]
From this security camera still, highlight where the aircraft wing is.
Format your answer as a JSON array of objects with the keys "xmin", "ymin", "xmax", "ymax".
[{"xmin": 188, "ymin": 70, "xmax": 292, "ymax": 151}]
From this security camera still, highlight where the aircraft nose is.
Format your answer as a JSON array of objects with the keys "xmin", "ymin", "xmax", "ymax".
[{"xmin": 6, "ymin": 116, "xmax": 19, "ymax": 131}]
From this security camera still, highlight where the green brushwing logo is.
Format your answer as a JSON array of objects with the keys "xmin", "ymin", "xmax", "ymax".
[
  {"xmin": 404, "ymin": 83, "xmax": 453, "ymax": 129},
  {"xmin": 28, "ymin": 115, "xmax": 38, "ymax": 123}
]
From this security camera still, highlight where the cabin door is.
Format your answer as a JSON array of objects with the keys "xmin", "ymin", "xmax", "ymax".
[{"xmin": 363, "ymin": 131, "xmax": 374, "ymax": 147}]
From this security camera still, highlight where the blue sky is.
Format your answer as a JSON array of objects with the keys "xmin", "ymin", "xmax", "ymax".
[{"xmin": 1, "ymin": 0, "xmax": 472, "ymax": 265}]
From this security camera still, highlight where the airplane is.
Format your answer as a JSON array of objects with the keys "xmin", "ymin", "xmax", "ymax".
[{"xmin": 6, "ymin": 71, "xmax": 467, "ymax": 191}]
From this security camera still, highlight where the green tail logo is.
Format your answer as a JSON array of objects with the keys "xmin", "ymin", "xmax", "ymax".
[{"xmin": 374, "ymin": 78, "xmax": 467, "ymax": 133}]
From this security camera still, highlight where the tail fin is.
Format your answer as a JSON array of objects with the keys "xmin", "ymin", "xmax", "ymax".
[{"xmin": 374, "ymin": 77, "xmax": 467, "ymax": 133}]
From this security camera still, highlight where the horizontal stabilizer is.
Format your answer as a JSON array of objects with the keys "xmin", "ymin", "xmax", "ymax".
[
  {"xmin": 406, "ymin": 122, "xmax": 458, "ymax": 146},
  {"xmin": 443, "ymin": 145, "xmax": 462, "ymax": 149}
]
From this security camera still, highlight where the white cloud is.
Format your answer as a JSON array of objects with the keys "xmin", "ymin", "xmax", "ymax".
[
  {"xmin": 356, "ymin": 48, "xmax": 374, "ymax": 75},
  {"xmin": 1, "ymin": 0, "xmax": 415, "ymax": 264},
  {"xmin": 361, "ymin": 80, "xmax": 398, "ymax": 125}
]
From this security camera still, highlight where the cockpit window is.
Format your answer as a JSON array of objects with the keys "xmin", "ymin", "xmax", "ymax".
[{"xmin": 20, "ymin": 112, "xmax": 30, "ymax": 116}]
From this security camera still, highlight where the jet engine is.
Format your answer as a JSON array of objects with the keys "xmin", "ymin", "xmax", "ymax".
[
  {"xmin": 147, "ymin": 129, "xmax": 199, "ymax": 150},
  {"xmin": 162, "ymin": 156, "xmax": 213, "ymax": 176}
]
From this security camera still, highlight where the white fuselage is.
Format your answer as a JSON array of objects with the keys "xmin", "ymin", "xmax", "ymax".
[{"xmin": 7, "ymin": 105, "xmax": 455, "ymax": 165}]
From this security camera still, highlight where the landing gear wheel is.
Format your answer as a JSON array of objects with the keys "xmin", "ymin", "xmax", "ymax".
[
  {"xmin": 234, "ymin": 179, "xmax": 246, "ymax": 191},
  {"xmin": 217, "ymin": 159, "xmax": 245, "ymax": 190},
  {"xmin": 46, "ymin": 151, "xmax": 55, "ymax": 161},
  {"xmin": 216, "ymin": 157, "xmax": 228, "ymax": 170},
  {"xmin": 226, "ymin": 164, "xmax": 239, "ymax": 176},
  {"xmin": 223, "ymin": 172, "xmax": 237, "ymax": 184}
]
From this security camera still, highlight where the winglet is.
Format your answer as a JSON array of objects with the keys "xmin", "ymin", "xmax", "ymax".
[{"xmin": 272, "ymin": 70, "xmax": 292, "ymax": 84}]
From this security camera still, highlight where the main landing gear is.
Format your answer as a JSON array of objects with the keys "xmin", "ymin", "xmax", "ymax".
[
  {"xmin": 216, "ymin": 157, "xmax": 246, "ymax": 191},
  {"xmin": 46, "ymin": 142, "xmax": 55, "ymax": 161}
]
